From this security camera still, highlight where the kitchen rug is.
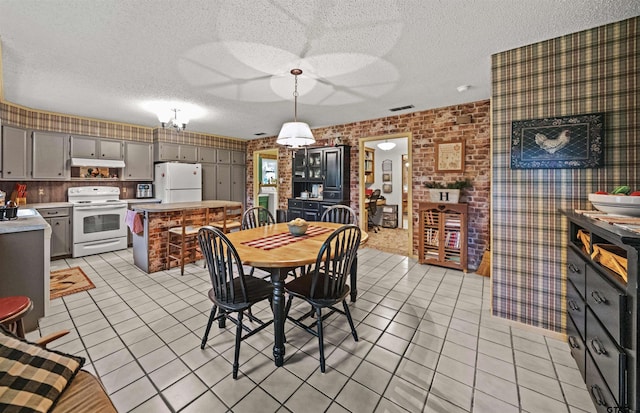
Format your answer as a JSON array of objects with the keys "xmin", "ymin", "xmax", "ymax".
[{"xmin": 50, "ymin": 267, "xmax": 95, "ymax": 299}]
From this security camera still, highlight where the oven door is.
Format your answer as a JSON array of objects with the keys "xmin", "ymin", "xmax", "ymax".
[{"xmin": 73, "ymin": 203, "xmax": 127, "ymax": 244}]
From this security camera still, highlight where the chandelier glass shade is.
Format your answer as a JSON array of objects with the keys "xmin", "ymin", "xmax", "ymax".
[
  {"xmin": 161, "ymin": 108, "xmax": 187, "ymax": 132},
  {"xmin": 276, "ymin": 69, "xmax": 315, "ymax": 148}
]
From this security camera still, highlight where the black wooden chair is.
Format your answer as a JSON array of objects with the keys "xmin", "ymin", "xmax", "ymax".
[
  {"xmin": 241, "ymin": 206, "xmax": 276, "ymax": 280},
  {"xmin": 367, "ymin": 189, "xmax": 381, "ymax": 233},
  {"xmin": 198, "ymin": 226, "xmax": 274, "ymax": 379},
  {"xmin": 321, "ymin": 204, "xmax": 359, "ymax": 302},
  {"xmin": 242, "ymin": 206, "xmax": 275, "ymax": 230},
  {"xmin": 284, "ymin": 224, "xmax": 361, "ymax": 372},
  {"xmin": 320, "ymin": 204, "xmax": 357, "ymax": 225}
]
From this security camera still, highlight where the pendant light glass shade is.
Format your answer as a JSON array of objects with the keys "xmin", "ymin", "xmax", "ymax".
[
  {"xmin": 377, "ymin": 141, "xmax": 396, "ymax": 150},
  {"xmin": 277, "ymin": 68, "xmax": 315, "ymax": 148}
]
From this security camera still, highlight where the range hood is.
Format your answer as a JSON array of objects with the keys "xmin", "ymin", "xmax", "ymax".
[{"xmin": 71, "ymin": 158, "xmax": 126, "ymax": 168}]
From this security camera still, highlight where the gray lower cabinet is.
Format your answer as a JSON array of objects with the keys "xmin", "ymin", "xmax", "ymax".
[
  {"xmin": 124, "ymin": 142, "xmax": 153, "ymax": 180},
  {"xmin": 202, "ymin": 163, "xmax": 217, "ymax": 200},
  {"xmin": 37, "ymin": 207, "xmax": 71, "ymax": 258},
  {"xmin": 216, "ymin": 164, "xmax": 231, "ymax": 201},
  {"xmin": 32, "ymin": 131, "xmax": 69, "ymax": 179},
  {"xmin": 1, "ymin": 126, "xmax": 29, "ymax": 179},
  {"xmin": 231, "ymin": 164, "xmax": 245, "ymax": 205}
]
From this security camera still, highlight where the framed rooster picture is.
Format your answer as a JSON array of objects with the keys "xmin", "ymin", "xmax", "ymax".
[{"xmin": 510, "ymin": 113, "xmax": 604, "ymax": 169}]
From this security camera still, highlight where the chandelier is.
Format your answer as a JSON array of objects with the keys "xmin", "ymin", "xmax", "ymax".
[
  {"xmin": 161, "ymin": 108, "xmax": 187, "ymax": 132},
  {"xmin": 276, "ymin": 69, "xmax": 315, "ymax": 148}
]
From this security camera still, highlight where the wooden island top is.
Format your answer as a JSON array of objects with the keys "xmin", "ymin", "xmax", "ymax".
[{"xmin": 132, "ymin": 200, "xmax": 242, "ymax": 213}]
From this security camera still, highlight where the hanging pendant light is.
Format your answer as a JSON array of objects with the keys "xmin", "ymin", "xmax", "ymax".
[
  {"xmin": 377, "ymin": 140, "xmax": 396, "ymax": 150},
  {"xmin": 276, "ymin": 69, "xmax": 315, "ymax": 148}
]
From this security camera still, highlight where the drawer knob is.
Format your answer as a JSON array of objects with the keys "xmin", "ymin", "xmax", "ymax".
[
  {"xmin": 591, "ymin": 290, "xmax": 607, "ymax": 304},
  {"xmin": 590, "ymin": 337, "xmax": 607, "ymax": 355},
  {"xmin": 568, "ymin": 300, "xmax": 580, "ymax": 312},
  {"xmin": 568, "ymin": 336, "xmax": 580, "ymax": 349},
  {"xmin": 589, "ymin": 385, "xmax": 607, "ymax": 406},
  {"xmin": 567, "ymin": 263, "xmax": 580, "ymax": 273}
]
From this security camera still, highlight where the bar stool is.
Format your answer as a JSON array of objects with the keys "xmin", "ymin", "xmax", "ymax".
[
  {"xmin": 166, "ymin": 209, "xmax": 207, "ymax": 275},
  {"xmin": 0, "ymin": 295, "xmax": 33, "ymax": 338}
]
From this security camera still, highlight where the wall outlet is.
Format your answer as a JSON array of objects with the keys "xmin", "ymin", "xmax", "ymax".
[
  {"xmin": 38, "ymin": 188, "xmax": 44, "ymax": 196},
  {"xmin": 122, "ymin": 187, "xmax": 127, "ymax": 194}
]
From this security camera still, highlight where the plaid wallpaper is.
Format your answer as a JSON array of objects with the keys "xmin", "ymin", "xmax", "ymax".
[
  {"xmin": 0, "ymin": 102, "xmax": 246, "ymax": 150},
  {"xmin": 491, "ymin": 17, "xmax": 639, "ymax": 332}
]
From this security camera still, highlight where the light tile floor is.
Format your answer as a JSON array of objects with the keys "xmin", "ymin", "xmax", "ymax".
[{"xmin": 29, "ymin": 247, "xmax": 597, "ymax": 413}]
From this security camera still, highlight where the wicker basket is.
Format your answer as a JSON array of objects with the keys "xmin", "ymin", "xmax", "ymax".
[
  {"xmin": 591, "ymin": 244, "xmax": 628, "ymax": 282},
  {"xmin": 577, "ymin": 229, "xmax": 591, "ymax": 252}
]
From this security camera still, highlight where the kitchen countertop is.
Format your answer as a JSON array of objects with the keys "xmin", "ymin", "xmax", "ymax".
[
  {"xmin": 125, "ymin": 199, "xmax": 161, "ymax": 204},
  {"xmin": 24, "ymin": 202, "xmax": 73, "ymax": 209},
  {"xmin": 0, "ymin": 208, "xmax": 50, "ymax": 234},
  {"xmin": 132, "ymin": 200, "xmax": 242, "ymax": 212}
]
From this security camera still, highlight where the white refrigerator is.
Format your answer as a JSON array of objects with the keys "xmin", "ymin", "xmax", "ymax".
[{"xmin": 154, "ymin": 163, "xmax": 202, "ymax": 203}]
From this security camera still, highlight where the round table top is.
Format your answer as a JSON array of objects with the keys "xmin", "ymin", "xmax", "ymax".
[{"xmin": 225, "ymin": 222, "xmax": 367, "ymax": 268}]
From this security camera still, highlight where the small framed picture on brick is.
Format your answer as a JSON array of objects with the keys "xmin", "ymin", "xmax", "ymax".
[{"xmin": 435, "ymin": 140, "xmax": 464, "ymax": 172}]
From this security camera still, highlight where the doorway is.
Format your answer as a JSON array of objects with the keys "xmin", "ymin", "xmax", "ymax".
[
  {"xmin": 359, "ymin": 134, "xmax": 413, "ymax": 257},
  {"xmin": 253, "ymin": 148, "xmax": 279, "ymax": 218}
]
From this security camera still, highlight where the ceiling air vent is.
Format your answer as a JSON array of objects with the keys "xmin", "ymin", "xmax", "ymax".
[
  {"xmin": 254, "ymin": 132, "xmax": 266, "ymax": 136},
  {"xmin": 389, "ymin": 105, "xmax": 414, "ymax": 112}
]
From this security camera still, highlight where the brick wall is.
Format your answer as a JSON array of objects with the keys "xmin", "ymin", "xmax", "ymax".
[{"xmin": 247, "ymin": 100, "xmax": 491, "ymax": 269}]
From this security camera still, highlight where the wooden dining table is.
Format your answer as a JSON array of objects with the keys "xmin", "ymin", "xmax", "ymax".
[{"xmin": 225, "ymin": 222, "xmax": 368, "ymax": 367}]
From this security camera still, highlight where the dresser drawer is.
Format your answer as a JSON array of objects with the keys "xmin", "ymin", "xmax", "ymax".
[
  {"xmin": 302, "ymin": 201, "xmax": 320, "ymax": 211},
  {"xmin": 322, "ymin": 191, "xmax": 342, "ymax": 200},
  {"xmin": 37, "ymin": 207, "xmax": 70, "ymax": 218},
  {"xmin": 566, "ymin": 279, "xmax": 585, "ymax": 341},
  {"xmin": 586, "ymin": 265, "xmax": 628, "ymax": 345},
  {"xmin": 288, "ymin": 199, "xmax": 303, "ymax": 209},
  {"xmin": 586, "ymin": 350, "xmax": 621, "ymax": 413},
  {"xmin": 566, "ymin": 314, "xmax": 586, "ymax": 380},
  {"xmin": 586, "ymin": 308, "xmax": 626, "ymax": 406},
  {"xmin": 567, "ymin": 246, "xmax": 586, "ymax": 300}
]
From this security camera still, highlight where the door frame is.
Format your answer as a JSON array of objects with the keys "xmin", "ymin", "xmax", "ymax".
[
  {"xmin": 252, "ymin": 148, "xmax": 279, "ymax": 209},
  {"xmin": 358, "ymin": 133, "xmax": 414, "ymax": 257}
]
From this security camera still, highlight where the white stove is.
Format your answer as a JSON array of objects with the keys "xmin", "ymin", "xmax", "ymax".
[{"xmin": 68, "ymin": 186, "xmax": 128, "ymax": 257}]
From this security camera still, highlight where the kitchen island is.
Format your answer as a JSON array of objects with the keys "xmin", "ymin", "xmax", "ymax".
[
  {"xmin": 131, "ymin": 201, "xmax": 242, "ymax": 273},
  {"xmin": 0, "ymin": 209, "xmax": 51, "ymax": 332}
]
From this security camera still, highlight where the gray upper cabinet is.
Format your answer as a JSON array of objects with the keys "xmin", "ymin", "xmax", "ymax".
[
  {"xmin": 124, "ymin": 142, "xmax": 153, "ymax": 180},
  {"xmin": 198, "ymin": 147, "xmax": 217, "ymax": 163},
  {"xmin": 216, "ymin": 149, "xmax": 231, "ymax": 164},
  {"xmin": 1, "ymin": 126, "xmax": 29, "ymax": 180},
  {"xmin": 100, "ymin": 139, "xmax": 124, "ymax": 159},
  {"xmin": 231, "ymin": 150, "xmax": 246, "ymax": 165},
  {"xmin": 154, "ymin": 142, "xmax": 198, "ymax": 162},
  {"xmin": 71, "ymin": 135, "xmax": 123, "ymax": 160},
  {"xmin": 70, "ymin": 135, "xmax": 97, "ymax": 158},
  {"xmin": 32, "ymin": 131, "xmax": 69, "ymax": 179},
  {"xmin": 179, "ymin": 145, "xmax": 198, "ymax": 162},
  {"xmin": 155, "ymin": 142, "xmax": 180, "ymax": 161}
]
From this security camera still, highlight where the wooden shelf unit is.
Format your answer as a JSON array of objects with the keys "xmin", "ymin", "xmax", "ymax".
[
  {"xmin": 364, "ymin": 147, "xmax": 375, "ymax": 184},
  {"xmin": 419, "ymin": 202, "xmax": 467, "ymax": 272}
]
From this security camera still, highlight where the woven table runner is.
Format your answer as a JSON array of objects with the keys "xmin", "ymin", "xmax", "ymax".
[{"xmin": 242, "ymin": 226, "xmax": 333, "ymax": 250}]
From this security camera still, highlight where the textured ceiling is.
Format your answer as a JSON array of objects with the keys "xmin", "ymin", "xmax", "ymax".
[{"xmin": 0, "ymin": 1, "xmax": 638, "ymax": 139}]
